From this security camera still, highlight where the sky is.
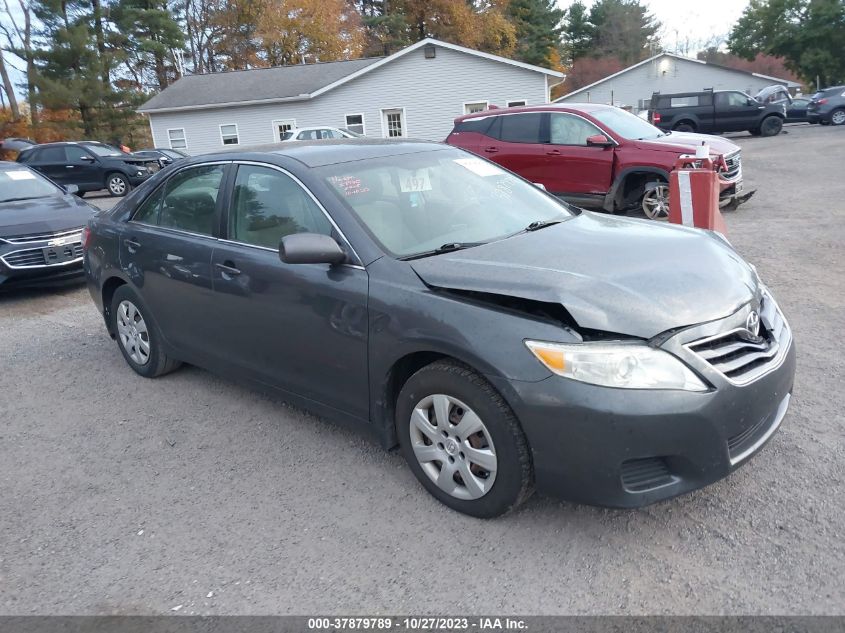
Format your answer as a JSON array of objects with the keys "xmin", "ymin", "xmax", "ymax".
[{"xmin": 556, "ymin": 0, "xmax": 751, "ymax": 55}]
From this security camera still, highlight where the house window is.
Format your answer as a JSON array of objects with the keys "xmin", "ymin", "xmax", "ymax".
[
  {"xmin": 168, "ymin": 128, "xmax": 187, "ymax": 150},
  {"xmin": 464, "ymin": 101, "xmax": 488, "ymax": 114},
  {"xmin": 382, "ymin": 109, "xmax": 405, "ymax": 138},
  {"xmin": 345, "ymin": 114, "xmax": 365, "ymax": 135},
  {"xmin": 507, "ymin": 100, "xmax": 527, "ymax": 108},
  {"xmin": 220, "ymin": 124, "xmax": 239, "ymax": 145},
  {"xmin": 272, "ymin": 119, "xmax": 296, "ymax": 142}
]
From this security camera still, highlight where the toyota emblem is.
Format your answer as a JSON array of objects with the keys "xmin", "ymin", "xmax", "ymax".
[{"xmin": 746, "ymin": 310, "xmax": 761, "ymax": 337}]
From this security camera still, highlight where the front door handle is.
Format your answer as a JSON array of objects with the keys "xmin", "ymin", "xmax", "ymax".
[
  {"xmin": 215, "ymin": 261, "xmax": 242, "ymax": 278},
  {"xmin": 65, "ymin": 165, "xmax": 75, "ymax": 169},
  {"xmin": 545, "ymin": 149, "xmax": 561, "ymax": 156},
  {"xmin": 124, "ymin": 238, "xmax": 140, "ymax": 253},
  {"xmin": 483, "ymin": 146, "xmax": 499, "ymax": 154}
]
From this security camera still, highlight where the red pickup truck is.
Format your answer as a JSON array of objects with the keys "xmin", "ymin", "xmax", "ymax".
[{"xmin": 446, "ymin": 103, "xmax": 749, "ymax": 220}]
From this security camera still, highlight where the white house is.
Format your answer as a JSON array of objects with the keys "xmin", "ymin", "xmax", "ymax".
[
  {"xmin": 139, "ymin": 38, "xmax": 564, "ymax": 155},
  {"xmin": 555, "ymin": 52, "xmax": 801, "ymax": 112}
]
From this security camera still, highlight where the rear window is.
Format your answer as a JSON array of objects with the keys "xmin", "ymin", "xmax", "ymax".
[{"xmin": 452, "ymin": 117, "xmax": 495, "ymax": 134}]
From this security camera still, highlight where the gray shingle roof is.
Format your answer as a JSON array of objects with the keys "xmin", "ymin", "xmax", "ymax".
[{"xmin": 139, "ymin": 57, "xmax": 383, "ymax": 112}]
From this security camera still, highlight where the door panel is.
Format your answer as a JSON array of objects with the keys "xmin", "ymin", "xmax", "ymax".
[
  {"xmin": 715, "ymin": 92, "xmax": 763, "ymax": 131},
  {"xmin": 64, "ymin": 146, "xmax": 101, "ymax": 188},
  {"xmin": 540, "ymin": 113, "xmax": 615, "ymax": 195},
  {"xmin": 484, "ymin": 113, "xmax": 548, "ymax": 184},
  {"xmin": 211, "ymin": 163, "xmax": 369, "ymax": 418}
]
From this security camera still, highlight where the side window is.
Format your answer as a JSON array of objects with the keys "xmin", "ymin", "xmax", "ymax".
[
  {"xmin": 717, "ymin": 92, "xmax": 750, "ymax": 108},
  {"xmin": 65, "ymin": 146, "xmax": 91, "ymax": 162},
  {"xmin": 159, "ymin": 165, "xmax": 225, "ymax": 236},
  {"xmin": 549, "ymin": 113, "xmax": 602, "ymax": 145},
  {"xmin": 132, "ymin": 187, "xmax": 165, "ymax": 224},
  {"xmin": 39, "ymin": 147, "xmax": 66, "ymax": 162},
  {"xmin": 499, "ymin": 113, "xmax": 543, "ymax": 143},
  {"xmin": 229, "ymin": 165, "xmax": 331, "ymax": 249}
]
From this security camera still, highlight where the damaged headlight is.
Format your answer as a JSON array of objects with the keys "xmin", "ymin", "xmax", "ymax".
[{"xmin": 525, "ymin": 340, "xmax": 708, "ymax": 392}]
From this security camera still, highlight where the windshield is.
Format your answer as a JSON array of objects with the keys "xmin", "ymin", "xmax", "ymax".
[
  {"xmin": 591, "ymin": 107, "xmax": 665, "ymax": 140},
  {"xmin": 84, "ymin": 143, "xmax": 124, "ymax": 157},
  {"xmin": 321, "ymin": 148, "xmax": 573, "ymax": 258},
  {"xmin": 0, "ymin": 167, "xmax": 61, "ymax": 203}
]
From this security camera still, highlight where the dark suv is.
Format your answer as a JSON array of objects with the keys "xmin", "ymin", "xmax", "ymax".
[
  {"xmin": 807, "ymin": 86, "xmax": 845, "ymax": 125},
  {"xmin": 17, "ymin": 141, "xmax": 160, "ymax": 197},
  {"xmin": 649, "ymin": 90, "xmax": 786, "ymax": 136}
]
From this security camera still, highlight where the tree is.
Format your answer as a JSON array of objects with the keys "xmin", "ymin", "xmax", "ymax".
[
  {"xmin": 587, "ymin": 0, "xmax": 659, "ymax": 65},
  {"xmin": 111, "ymin": 0, "xmax": 185, "ymax": 91},
  {"xmin": 729, "ymin": 0, "xmax": 845, "ymax": 87},
  {"xmin": 561, "ymin": 0, "xmax": 593, "ymax": 63},
  {"xmin": 506, "ymin": 0, "xmax": 564, "ymax": 68},
  {"xmin": 0, "ymin": 48, "xmax": 20, "ymax": 117},
  {"xmin": 697, "ymin": 47, "xmax": 801, "ymax": 84},
  {"xmin": 1, "ymin": 0, "xmax": 39, "ymax": 127}
]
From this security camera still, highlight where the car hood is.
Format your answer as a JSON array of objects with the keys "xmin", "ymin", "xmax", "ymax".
[
  {"xmin": 0, "ymin": 194, "xmax": 96, "ymax": 237},
  {"xmin": 409, "ymin": 212, "xmax": 758, "ymax": 339},
  {"xmin": 634, "ymin": 131, "xmax": 740, "ymax": 156}
]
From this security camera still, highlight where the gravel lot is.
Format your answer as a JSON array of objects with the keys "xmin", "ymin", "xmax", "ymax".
[{"xmin": 1, "ymin": 124, "xmax": 843, "ymax": 615}]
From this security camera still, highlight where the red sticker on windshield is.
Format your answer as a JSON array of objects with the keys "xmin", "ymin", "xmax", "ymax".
[{"xmin": 329, "ymin": 175, "xmax": 370, "ymax": 197}]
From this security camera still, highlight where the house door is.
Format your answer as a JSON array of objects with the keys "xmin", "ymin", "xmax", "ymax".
[
  {"xmin": 272, "ymin": 119, "xmax": 296, "ymax": 141},
  {"xmin": 381, "ymin": 109, "xmax": 406, "ymax": 138}
]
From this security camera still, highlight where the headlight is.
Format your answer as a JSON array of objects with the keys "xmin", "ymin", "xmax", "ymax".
[{"xmin": 525, "ymin": 340, "xmax": 708, "ymax": 391}]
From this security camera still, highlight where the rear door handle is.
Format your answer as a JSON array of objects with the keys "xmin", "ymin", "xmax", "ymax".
[
  {"xmin": 65, "ymin": 165, "xmax": 75, "ymax": 169},
  {"xmin": 124, "ymin": 238, "xmax": 140, "ymax": 252},
  {"xmin": 215, "ymin": 262, "xmax": 241, "ymax": 278},
  {"xmin": 483, "ymin": 146, "xmax": 499, "ymax": 154}
]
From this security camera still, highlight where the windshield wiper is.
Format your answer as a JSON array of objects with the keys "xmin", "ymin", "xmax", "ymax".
[
  {"xmin": 524, "ymin": 219, "xmax": 563, "ymax": 232},
  {"xmin": 399, "ymin": 241, "xmax": 486, "ymax": 261}
]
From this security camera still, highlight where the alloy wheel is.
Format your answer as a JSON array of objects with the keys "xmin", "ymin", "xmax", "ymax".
[
  {"xmin": 642, "ymin": 184, "xmax": 670, "ymax": 220},
  {"xmin": 409, "ymin": 394, "xmax": 497, "ymax": 500},
  {"xmin": 108, "ymin": 175, "xmax": 127, "ymax": 196},
  {"xmin": 116, "ymin": 299, "xmax": 151, "ymax": 365},
  {"xmin": 831, "ymin": 109, "xmax": 845, "ymax": 126}
]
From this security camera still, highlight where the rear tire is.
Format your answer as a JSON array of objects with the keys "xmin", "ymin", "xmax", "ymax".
[
  {"xmin": 673, "ymin": 121, "xmax": 696, "ymax": 132},
  {"xmin": 759, "ymin": 115, "xmax": 783, "ymax": 137},
  {"xmin": 396, "ymin": 360, "xmax": 533, "ymax": 518},
  {"xmin": 110, "ymin": 285, "xmax": 181, "ymax": 378},
  {"xmin": 830, "ymin": 108, "xmax": 845, "ymax": 126}
]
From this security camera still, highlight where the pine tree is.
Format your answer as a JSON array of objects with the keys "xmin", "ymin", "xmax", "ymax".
[
  {"xmin": 506, "ymin": 0, "xmax": 564, "ymax": 68},
  {"xmin": 561, "ymin": 0, "xmax": 593, "ymax": 63}
]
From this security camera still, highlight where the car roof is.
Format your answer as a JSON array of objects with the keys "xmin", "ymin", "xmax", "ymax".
[
  {"xmin": 455, "ymin": 102, "xmax": 621, "ymax": 122},
  {"xmin": 291, "ymin": 126, "xmax": 343, "ymax": 131},
  {"xmin": 205, "ymin": 138, "xmax": 446, "ymax": 168}
]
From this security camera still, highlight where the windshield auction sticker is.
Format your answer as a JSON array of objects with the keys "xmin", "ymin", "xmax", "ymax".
[
  {"xmin": 5, "ymin": 170, "xmax": 37, "ymax": 180},
  {"xmin": 453, "ymin": 157, "xmax": 502, "ymax": 178}
]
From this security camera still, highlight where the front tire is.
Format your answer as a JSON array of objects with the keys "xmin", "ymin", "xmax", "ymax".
[
  {"xmin": 111, "ymin": 286, "xmax": 181, "ymax": 378},
  {"xmin": 396, "ymin": 360, "xmax": 533, "ymax": 518},
  {"xmin": 106, "ymin": 172, "xmax": 130, "ymax": 197},
  {"xmin": 641, "ymin": 182, "xmax": 670, "ymax": 220},
  {"xmin": 759, "ymin": 115, "xmax": 783, "ymax": 137}
]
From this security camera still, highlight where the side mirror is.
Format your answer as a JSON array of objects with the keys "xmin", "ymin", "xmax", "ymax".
[
  {"xmin": 586, "ymin": 134, "xmax": 613, "ymax": 147},
  {"xmin": 64, "ymin": 184, "xmax": 79, "ymax": 194},
  {"xmin": 80, "ymin": 155, "xmax": 95, "ymax": 162},
  {"xmin": 279, "ymin": 233, "xmax": 346, "ymax": 265},
  {"xmin": 747, "ymin": 98, "xmax": 757, "ymax": 106}
]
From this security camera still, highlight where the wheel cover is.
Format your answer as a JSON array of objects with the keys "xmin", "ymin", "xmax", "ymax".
[
  {"xmin": 116, "ymin": 299, "xmax": 151, "ymax": 365},
  {"xmin": 409, "ymin": 394, "xmax": 497, "ymax": 500},
  {"xmin": 642, "ymin": 184, "xmax": 670, "ymax": 220},
  {"xmin": 832, "ymin": 110, "xmax": 845, "ymax": 125},
  {"xmin": 109, "ymin": 176, "xmax": 127, "ymax": 195}
]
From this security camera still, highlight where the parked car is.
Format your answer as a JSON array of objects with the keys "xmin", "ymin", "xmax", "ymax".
[
  {"xmin": 16, "ymin": 141, "xmax": 160, "ymax": 197},
  {"xmin": 280, "ymin": 126, "xmax": 364, "ymax": 141},
  {"xmin": 648, "ymin": 89, "xmax": 786, "ymax": 136},
  {"xmin": 0, "ymin": 161, "xmax": 96, "ymax": 288},
  {"xmin": 83, "ymin": 140, "xmax": 795, "ymax": 517},
  {"xmin": 446, "ymin": 103, "xmax": 747, "ymax": 220},
  {"xmin": 132, "ymin": 148, "xmax": 190, "ymax": 168},
  {"xmin": 807, "ymin": 86, "xmax": 845, "ymax": 125}
]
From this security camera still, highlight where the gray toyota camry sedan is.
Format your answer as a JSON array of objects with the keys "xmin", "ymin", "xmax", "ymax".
[{"xmin": 82, "ymin": 140, "xmax": 795, "ymax": 517}]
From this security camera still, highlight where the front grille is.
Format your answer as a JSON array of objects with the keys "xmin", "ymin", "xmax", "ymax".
[
  {"xmin": 722, "ymin": 151, "xmax": 741, "ymax": 181},
  {"xmin": 1, "ymin": 243, "xmax": 82, "ymax": 269},
  {"xmin": 686, "ymin": 291, "xmax": 790, "ymax": 385},
  {"xmin": 620, "ymin": 457, "xmax": 677, "ymax": 492},
  {"xmin": 4, "ymin": 227, "xmax": 83, "ymax": 244}
]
